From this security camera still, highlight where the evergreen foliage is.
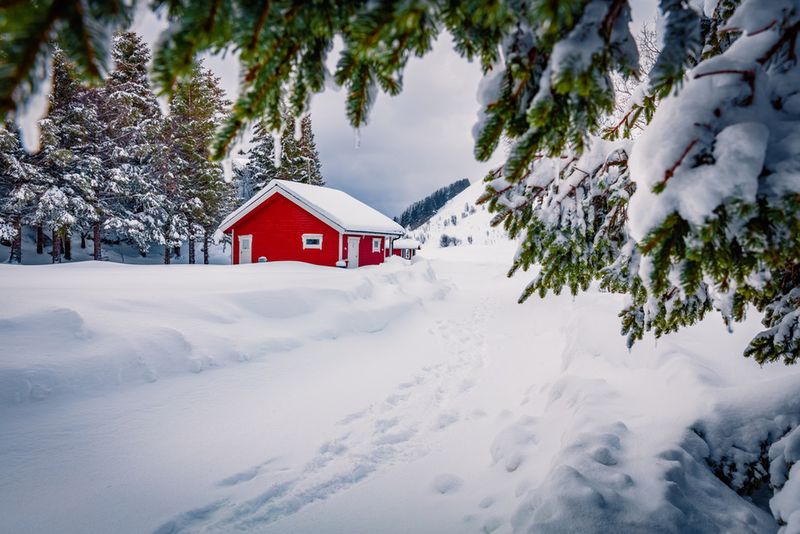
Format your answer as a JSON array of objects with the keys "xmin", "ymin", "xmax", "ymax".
[
  {"xmin": 34, "ymin": 49, "xmax": 106, "ymax": 262},
  {"xmin": 396, "ymin": 178, "xmax": 470, "ymax": 230},
  {"xmin": 2, "ymin": 1, "xmax": 638, "ymax": 162},
  {"xmin": 0, "ymin": 122, "xmax": 39, "ymax": 262},
  {"xmin": 480, "ymin": 0, "xmax": 800, "ymax": 365},
  {"xmin": 100, "ymin": 31, "xmax": 165, "ymax": 258},
  {"xmin": 162, "ymin": 62, "xmax": 233, "ymax": 264},
  {"xmin": 0, "ymin": 32, "xmax": 235, "ymax": 265}
]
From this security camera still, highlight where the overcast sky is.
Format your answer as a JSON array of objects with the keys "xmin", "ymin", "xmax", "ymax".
[{"xmin": 133, "ymin": 2, "xmax": 657, "ymax": 218}]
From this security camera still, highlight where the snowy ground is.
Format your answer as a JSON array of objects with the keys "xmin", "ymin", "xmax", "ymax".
[{"xmin": 2, "ymin": 241, "xmax": 800, "ymax": 533}]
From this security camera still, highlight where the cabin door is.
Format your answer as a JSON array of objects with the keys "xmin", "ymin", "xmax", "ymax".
[
  {"xmin": 239, "ymin": 235, "xmax": 253, "ymax": 264},
  {"xmin": 347, "ymin": 237, "xmax": 360, "ymax": 268}
]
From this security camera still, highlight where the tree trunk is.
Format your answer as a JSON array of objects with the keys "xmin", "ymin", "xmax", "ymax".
[
  {"xmin": 173, "ymin": 245, "xmax": 181, "ymax": 258},
  {"xmin": 188, "ymin": 231, "xmax": 196, "ymax": 264},
  {"xmin": 63, "ymin": 230, "xmax": 72, "ymax": 261},
  {"xmin": 203, "ymin": 230, "xmax": 210, "ymax": 265},
  {"xmin": 164, "ymin": 244, "xmax": 171, "ymax": 264},
  {"xmin": 93, "ymin": 222, "xmax": 101, "ymax": 260},
  {"xmin": 36, "ymin": 226, "xmax": 44, "ymax": 254},
  {"xmin": 52, "ymin": 229, "xmax": 61, "ymax": 263},
  {"xmin": 10, "ymin": 219, "xmax": 21, "ymax": 264},
  {"xmin": 80, "ymin": 232, "xmax": 86, "ymax": 249}
]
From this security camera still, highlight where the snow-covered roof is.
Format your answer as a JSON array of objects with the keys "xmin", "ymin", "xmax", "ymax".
[
  {"xmin": 218, "ymin": 180, "xmax": 405, "ymax": 236},
  {"xmin": 392, "ymin": 238, "xmax": 421, "ymax": 249}
]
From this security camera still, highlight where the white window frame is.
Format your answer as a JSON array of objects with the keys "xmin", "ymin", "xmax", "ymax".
[
  {"xmin": 372, "ymin": 237, "xmax": 381, "ymax": 253},
  {"xmin": 302, "ymin": 233, "xmax": 323, "ymax": 250}
]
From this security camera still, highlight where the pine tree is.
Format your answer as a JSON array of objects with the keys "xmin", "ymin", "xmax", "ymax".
[
  {"xmin": 99, "ymin": 31, "xmax": 164, "ymax": 259},
  {"xmin": 240, "ymin": 120, "xmax": 279, "ymax": 196},
  {"xmin": 0, "ymin": 122, "xmax": 39, "ymax": 263},
  {"xmin": 275, "ymin": 113, "xmax": 325, "ymax": 186},
  {"xmin": 163, "ymin": 62, "xmax": 231, "ymax": 264},
  {"xmin": 240, "ymin": 111, "xmax": 325, "ymax": 198},
  {"xmin": 33, "ymin": 49, "xmax": 106, "ymax": 263},
  {"xmin": 300, "ymin": 116, "xmax": 324, "ymax": 186}
]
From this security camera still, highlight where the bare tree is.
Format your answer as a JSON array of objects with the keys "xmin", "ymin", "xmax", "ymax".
[{"xmin": 607, "ymin": 21, "xmax": 660, "ymax": 135}]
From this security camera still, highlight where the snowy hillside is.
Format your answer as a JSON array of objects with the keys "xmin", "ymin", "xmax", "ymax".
[
  {"xmin": 2, "ymin": 250, "xmax": 800, "ymax": 533},
  {"xmin": 411, "ymin": 180, "xmax": 511, "ymax": 253}
]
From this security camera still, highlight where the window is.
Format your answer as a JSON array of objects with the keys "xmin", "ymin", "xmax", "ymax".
[
  {"xmin": 372, "ymin": 238, "xmax": 381, "ymax": 253},
  {"xmin": 302, "ymin": 234, "xmax": 323, "ymax": 250}
]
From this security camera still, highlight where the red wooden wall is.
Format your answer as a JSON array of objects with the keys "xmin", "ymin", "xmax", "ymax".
[
  {"xmin": 342, "ymin": 234, "xmax": 386, "ymax": 267},
  {"xmin": 231, "ymin": 193, "xmax": 341, "ymax": 266},
  {"xmin": 392, "ymin": 248, "xmax": 415, "ymax": 259}
]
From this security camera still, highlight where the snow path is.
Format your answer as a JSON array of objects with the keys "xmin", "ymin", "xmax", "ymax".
[
  {"xmin": 154, "ymin": 297, "xmax": 494, "ymax": 533},
  {"xmin": 1, "ymin": 250, "xmax": 799, "ymax": 533}
]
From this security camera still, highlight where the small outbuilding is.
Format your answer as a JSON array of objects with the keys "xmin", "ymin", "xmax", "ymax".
[
  {"xmin": 392, "ymin": 238, "xmax": 421, "ymax": 260},
  {"xmin": 217, "ymin": 180, "xmax": 405, "ymax": 268}
]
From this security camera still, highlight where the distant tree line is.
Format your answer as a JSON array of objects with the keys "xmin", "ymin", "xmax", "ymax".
[
  {"xmin": 395, "ymin": 179, "xmax": 470, "ymax": 230},
  {"xmin": 0, "ymin": 32, "xmax": 236, "ymax": 264}
]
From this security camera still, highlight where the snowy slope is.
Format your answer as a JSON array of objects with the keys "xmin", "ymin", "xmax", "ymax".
[
  {"xmin": 1, "ymin": 251, "xmax": 800, "ymax": 533},
  {"xmin": 411, "ymin": 180, "xmax": 511, "ymax": 253}
]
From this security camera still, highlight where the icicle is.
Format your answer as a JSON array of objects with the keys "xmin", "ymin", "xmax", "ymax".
[
  {"xmin": 324, "ymin": 66, "xmax": 341, "ymax": 92},
  {"xmin": 353, "ymin": 128, "xmax": 361, "ymax": 149},
  {"xmin": 221, "ymin": 157, "xmax": 233, "ymax": 183},
  {"xmin": 293, "ymin": 114, "xmax": 304, "ymax": 142},
  {"xmin": 16, "ymin": 56, "xmax": 53, "ymax": 153},
  {"xmin": 272, "ymin": 130, "xmax": 283, "ymax": 167}
]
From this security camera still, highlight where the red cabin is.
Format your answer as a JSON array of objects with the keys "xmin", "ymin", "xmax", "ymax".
[
  {"xmin": 392, "ymin": 238, "xmax": 421, "ymax": 260},
  {"xmin": 217, "ymin": 180, "xmax": 405, "ymax": 268}
]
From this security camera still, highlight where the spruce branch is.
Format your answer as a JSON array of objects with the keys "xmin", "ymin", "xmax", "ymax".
[{"xmin": 654, "ymin": 137, "xmax": 698, "ymax": 193}]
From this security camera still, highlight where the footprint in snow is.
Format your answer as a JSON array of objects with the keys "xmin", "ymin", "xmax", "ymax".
[
  {"xmin": 337, "ymin": 407, "xmax": 370, "ymax": 425},
  {"xmin": 434, "ymin": 412, "xmax": 459, "ymax": 430},
  {"xmin": 384, "ymin": 391, "xmax": 410, "ymax": 407},
  {"xmin": 215, "ymin": 458, "xmax": 279, "ymax": 487},
  {"xmin": 482, "ymin": 516, "xmax": 503, "ymax": 533},
  {"xmin": 432, "ymin": 473, "xmax": 463, "ymax": 495},
  {"xmin": 374, "ymin": 427, "xmax": 416, "ymax": 445},
  {"xmin": 374, "ymin": 417, "xmax": 399, "ymax": 434},
  {"xmin": 478, "ymin": 495, "xmax": 495, "ymax": 509}
]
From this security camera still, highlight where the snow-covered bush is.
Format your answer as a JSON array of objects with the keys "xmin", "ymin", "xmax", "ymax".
[
  {"xmin": 688, "ymin": 383, "xmax": 800, "ymax": 532},
  {"xmin": 439, "ymin": 234, "xmax": 461, "ymax": 248}
]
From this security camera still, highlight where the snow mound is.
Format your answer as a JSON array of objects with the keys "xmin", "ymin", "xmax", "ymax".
[
  {"xmin": 0, "ymin": 260, "xmax": 447, "ymax": 405},
  {"xmin": 2, "ymin": 248, "xmax": 800, "ymax": 534}
]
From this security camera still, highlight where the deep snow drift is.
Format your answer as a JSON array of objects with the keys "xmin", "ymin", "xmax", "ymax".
[{"xmin": 1, "ymin": 243, "xmax": 800, "ymax": 533}]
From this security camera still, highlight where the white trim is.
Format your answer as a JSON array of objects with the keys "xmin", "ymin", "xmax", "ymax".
[
  {"xmin": 372, "ymin": 237, "xmax": 381, "ymax": 253},
  {"xmin": 302, "ymin": 233, "xmax": 323, "ymax": 250},
  {"xmin": 338, "ymin": 232, "xmax": 343, "ymax": 261}
]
